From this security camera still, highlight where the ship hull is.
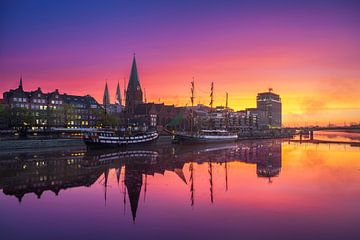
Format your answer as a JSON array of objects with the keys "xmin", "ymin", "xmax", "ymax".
[
  {"xmin": 173, "ymin": 133, "xmax": 238, "ymax": 144},
  {"xmin": 84, "ymin": 131, "xmax": 159, "ymax": 149}
]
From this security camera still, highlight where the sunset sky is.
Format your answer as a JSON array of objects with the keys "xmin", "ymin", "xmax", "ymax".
[{"xmin": 0, "ymin": 0, "xmax": 359, "ymax": 126}]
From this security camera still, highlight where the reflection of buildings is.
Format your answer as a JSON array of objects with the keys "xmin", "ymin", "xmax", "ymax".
[
  {"xmin": 0, "ymin": 151, "xmax": 103, "ymax": 202},
  {"xmin": 0, "ymin": 140, "xmax": 281, "ymax": 221}
]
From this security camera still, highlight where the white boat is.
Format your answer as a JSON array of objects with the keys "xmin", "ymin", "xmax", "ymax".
[
  {"xmin": 171, "ymin": 129, "xmax": 238, "ymax": 143},
  {"xmin": 166, "ymin": 81, "xmax": 238, "ymax": 144},
  {"xmin": 83, "ymin": 130, "xmax": 159, "ymax": 148}
]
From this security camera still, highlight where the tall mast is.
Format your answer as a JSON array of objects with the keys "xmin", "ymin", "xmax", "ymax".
[
  {"xmin": 190, "ymin": 78, "xmax": 195, "ymax": 134},
  {"xmin": 210, "ymin": 82, "xmax": 214, "ymax": 110},
  {"xmin": 225, "ymin": 92, "xmax": 229, "ymax": 129},
  {"xmin": 209, "ymin": 82, "xmax": 214, "ymax": 130}
]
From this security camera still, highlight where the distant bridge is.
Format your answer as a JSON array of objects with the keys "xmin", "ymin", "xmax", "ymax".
[{"xmin": 285, "ymin": 125, "xmax": 360, "ymax": 142}]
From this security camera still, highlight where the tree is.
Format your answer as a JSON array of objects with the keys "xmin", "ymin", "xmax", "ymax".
[
  {"xmin": 0, "ymin": 104, "xmax": 11, "ymax": 129},
  {"xmin": 6, "ymin": 107, "xmax": 36, "ymax": 138}
]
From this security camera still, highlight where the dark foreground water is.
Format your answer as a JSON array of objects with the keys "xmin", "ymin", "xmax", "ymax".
[{"xmin": 1, "ymin": 135, "xmax": 360, "ymax": 240}]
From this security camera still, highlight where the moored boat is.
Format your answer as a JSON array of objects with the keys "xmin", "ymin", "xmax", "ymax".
[
  {"xmin": 166, "ymin": 80, "xmax": 237, "ymax": 144},
  {"xmin": 83, "ymin": 130, "xmax": 159, "ymax": 148},
  {"xmin": 171, "ymin": 129, "xmax": 238, "ymax": 144}
]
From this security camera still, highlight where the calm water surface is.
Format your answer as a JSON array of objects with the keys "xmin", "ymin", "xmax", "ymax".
[{"xmin": 1, "ymin": 135, "xmax": 360, "ymax": 240}]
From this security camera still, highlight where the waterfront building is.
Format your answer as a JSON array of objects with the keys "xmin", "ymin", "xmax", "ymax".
[
  {"xmin": 2, "ymin": 77, "xmax": 103, "ymax": 129},
  {"xmin": 256, "ymin": 89, "xmax": 282, "ymax": 128},
  {"xmin": 192, "ymin": 90, "xmax": 282, "ymax": 131},
  {"xmin": 133, "ymin": 102, "xmax": 190, "ymax": 130}
]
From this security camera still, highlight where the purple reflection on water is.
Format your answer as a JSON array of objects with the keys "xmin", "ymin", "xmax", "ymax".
[{"xmin": 0, "ymin": 139, "xmax": 359, "ymax": 240}]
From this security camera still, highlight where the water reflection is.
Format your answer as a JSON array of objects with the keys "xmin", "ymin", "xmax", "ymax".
[{"xmin": 0, "ymin": 140, "xmax": 281, "ymax": 221}]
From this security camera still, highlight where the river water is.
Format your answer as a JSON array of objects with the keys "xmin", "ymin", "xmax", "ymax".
[{"xmin": 0, "ymin": 134, "xmax": 359, "ymax": 240}]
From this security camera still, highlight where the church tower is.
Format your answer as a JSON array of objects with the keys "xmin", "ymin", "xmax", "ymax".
[
  {"xmin": 103, "ymin": 82, "xmax": 110, "ymax": 106},
  {"xmin": 125, "ymin": 55, "xmax": 143, "ymax": 115},
  {"xmin": 115, "ymin": 81, "xmax": 122, "ymax": 105}
]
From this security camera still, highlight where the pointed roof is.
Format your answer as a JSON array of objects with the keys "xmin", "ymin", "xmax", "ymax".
[
  {"xmin": 103, "ymin": 82, "xmax": 110, "ymax": 105},
  {"xmin": 127, "ymin": 55, "xmax": 141, "ymax": 92},
  {"xmin": 19, "ymin": 75, "xmax": 23, "ymax": 90},
  {"xmin": 115, "ymin": 82, "xmax": 122, "ymax": 104}
]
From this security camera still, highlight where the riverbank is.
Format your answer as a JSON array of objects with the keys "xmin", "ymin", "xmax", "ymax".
[
  {"xmin": 0, "ymin": 134, "xmax": 295, "ymax": 151},
  {"xmin": 0, "ymin": 135, "xmax": 174, "ymax": 152},
  {"xmin": 0, "ymin": 138, "xmax": 84, "ymax": 151}
]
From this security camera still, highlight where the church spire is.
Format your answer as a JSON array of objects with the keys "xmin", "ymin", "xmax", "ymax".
[
  {"xmin": 19, "ymin": 75, "xmax": 23, "ymax": 90},
  {"xmin": 103, "ymin": 82, "xmax": 110, "ymax": 106},
  {"xmin": 127, "ymin": 54, "xmax": 141, "ymax": 92},
  {"xmin": 115, "ymin": 81, "xmax": 122, "ymax": 105},
  {"xmin": 125, "ymin": 55, "xmax": 143, "ymax": 115}
]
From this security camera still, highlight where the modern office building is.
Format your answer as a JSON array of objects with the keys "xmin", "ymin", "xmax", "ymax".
[{"xmin": 256, "ymin": 89, "xmax": 282, "ymax": 128}]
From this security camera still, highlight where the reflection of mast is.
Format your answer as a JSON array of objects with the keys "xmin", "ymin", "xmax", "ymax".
[
  {"xmin": 143, "ymin": 174, "xmax": 147, "ymax": 202},
  {"xmin": 104, "ymin": 169, "xmax": 109, "ymax": 206},
  {"xmin": 208, "ymin": 161, "xmax": 214, "ymax": 203},
  {"xmin": 123, "ymin": 168, "xmax": 126, "ymax": 216},
  {"xmin": 225, "ymin": 161, "xmax": 228, "ymax": 191},
  {"xmin": 189, "ymin": 162, "xmax": 195, "ymax": 207}
]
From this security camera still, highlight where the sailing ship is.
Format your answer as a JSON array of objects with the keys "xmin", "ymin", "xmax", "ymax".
[
  {"xmin": 167, "ymin": 80, "xmax": 238, "ymax": 143},
  {"xmin": 83, "ymin": 129, "xmax": 159, "ymax": 148}
]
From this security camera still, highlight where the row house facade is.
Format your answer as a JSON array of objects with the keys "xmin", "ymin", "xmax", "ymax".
[{"xmin": 2, "ymin": 78, "xmax": 103, "ymax": 129}]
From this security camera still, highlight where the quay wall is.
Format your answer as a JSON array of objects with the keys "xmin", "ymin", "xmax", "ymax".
[
  {"xmin": 0, "ymin": 136, "xmax": 174, "ymax": 151},
  {"xmin": 0, "ymin": 139, "xmax": 84, "ymax": 151}
]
